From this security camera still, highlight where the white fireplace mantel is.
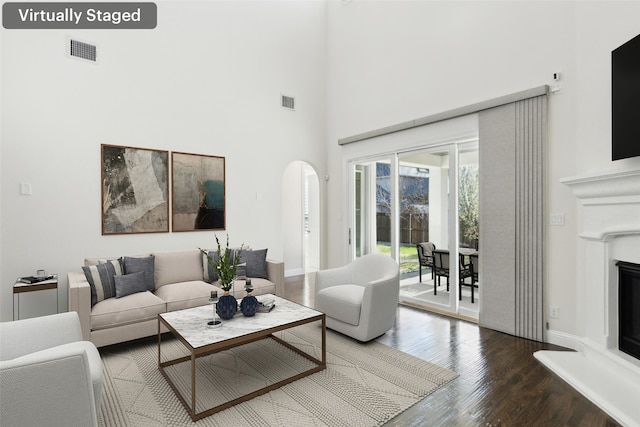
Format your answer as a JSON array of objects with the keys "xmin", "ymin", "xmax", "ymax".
[
  {"xmin": 536, "ymin": 167, "xmax": 640, "ymax": 427},
  {"xmin": 559, "ymin": 168, "xmax": 640, "ymax": 201}
]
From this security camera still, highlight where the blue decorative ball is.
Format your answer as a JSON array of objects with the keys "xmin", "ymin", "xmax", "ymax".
[
  {"xmin": 240, "ymin": 295, "xmax": 259, "ymax": 317},
  {"xmin": 216, "ymin": 294, "xmax": 237, "ymax": 320}
]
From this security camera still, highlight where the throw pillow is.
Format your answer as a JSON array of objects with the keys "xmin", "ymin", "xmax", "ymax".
[
  {"xmin": 82, "ymin": 260, "xmax": 121, "ymax": 306},
  {"xmin": 114, "ymin": 271, "xmax": 147, "ymax": 298},
  {"xmin": 98, "ymin": 257, "xmax": 124, "ymax": 276},
  {"xmin": 243, "ymin": 249, "xmax": 268, "ymax": 279},
  {"xmin": 123, "ymin": 255, "xmax": 155, "ymax": 291},
  {"xmin": 202, "ymin": 251, "xmax": 219, "ymax": 283}
]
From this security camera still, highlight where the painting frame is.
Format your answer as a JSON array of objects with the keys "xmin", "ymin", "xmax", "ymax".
[
  {"xmin": 171, "ymin": 151, "xmax": 226, "ymax": 232},
  {"xmin": 101, "ymin": 144, "xmax": 169, "ymax": 235}
]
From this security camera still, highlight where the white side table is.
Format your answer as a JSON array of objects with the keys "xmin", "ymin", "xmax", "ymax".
[{"xmin": 13, "ymin": 275, "xmax": 58, "ymax": 320}]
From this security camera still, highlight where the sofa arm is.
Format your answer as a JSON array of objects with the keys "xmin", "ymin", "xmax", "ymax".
[
  {"xmin": 315, "ymin": 265, "xmax": 350, "ymax": 292},
  {"xmin": 0, "ymin": 345, "xmax": 98, "ymax": 427},
  {"xmin": 266, "ymin": 259, "xmax": 285, "ymax": 297},
  {"xmin": 68, "ymin": 271, "xmax": 92, "ymax": 341}
]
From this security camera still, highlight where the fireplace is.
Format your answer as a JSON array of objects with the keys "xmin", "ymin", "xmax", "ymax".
[
  {"xmin": 533, "ymin": 168, "xmax": 640, "ymax": 427},
  {"xmin": 619, "ymin": 261, "xmax": 640, "ymax": 361}
]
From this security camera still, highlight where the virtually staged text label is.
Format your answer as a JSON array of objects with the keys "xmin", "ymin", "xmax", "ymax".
[{"xmin": 3, "ymin": 2, "xmax": 157, "ymax": 29}]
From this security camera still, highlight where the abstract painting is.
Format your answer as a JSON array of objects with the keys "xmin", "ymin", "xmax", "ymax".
[
  {"xmin": 101, "ymin": 144, "xmax": 169, "ymax": 235},
  {"xmin": 172, "ymin": 152, "xmax": 225, "ymax": 232}
]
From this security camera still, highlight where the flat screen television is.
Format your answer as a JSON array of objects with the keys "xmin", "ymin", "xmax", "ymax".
[{"xmin": 612, "ymin": 33, "xmax": 640, "ymax": 161}]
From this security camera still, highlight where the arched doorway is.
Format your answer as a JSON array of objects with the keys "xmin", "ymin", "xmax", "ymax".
[{"xmin": 282, "ymin": 161, "xmax": 320, "ymax": 277}]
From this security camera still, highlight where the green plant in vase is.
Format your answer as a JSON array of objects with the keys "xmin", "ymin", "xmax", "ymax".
[{"xmin": 200, "ymin": 234, "xmax": 243, "ymax": 320}]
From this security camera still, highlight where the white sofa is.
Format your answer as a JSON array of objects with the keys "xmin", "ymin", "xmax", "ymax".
[
  {"xmin": 0, "ymin": 312, "xmax": 103, "ymax": 427},
  {"xmin": 315, "ymin": 253, "xmax": 399, "ymax": 342},
  {"xmin": 68, "ymin": 249, "xmax": 284, "ymax": 347}
]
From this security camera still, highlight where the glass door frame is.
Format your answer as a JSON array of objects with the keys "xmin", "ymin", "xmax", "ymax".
[{"xmin": 347, "ymin": 155, "xmax": 398, "ymax": 262}]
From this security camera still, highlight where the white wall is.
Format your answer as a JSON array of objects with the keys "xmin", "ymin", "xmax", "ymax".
[
  {"xmin": 0, "ymin": 1, "xmax": 327, "ymax": 320},
  {"xmin": 325, "ymin": 0, "xmax": 640, "ymax": 339},
  {"xmin": 574, "ymin": 2, "xmax": 640, "ymax": 174}
]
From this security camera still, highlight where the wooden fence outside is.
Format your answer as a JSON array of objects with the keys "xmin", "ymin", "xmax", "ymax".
[{"xmin": 376, "ymin": 213, "xmax": 429, "ymax": 244}]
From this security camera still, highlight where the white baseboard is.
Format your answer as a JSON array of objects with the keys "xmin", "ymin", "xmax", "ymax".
[
  {"xmin": 545, "ymin": 328, "xmax": 581, "ymax": 351},
  {"xmin": 285, "ymin": 268, "xmax": 305, "ymax": 277}
]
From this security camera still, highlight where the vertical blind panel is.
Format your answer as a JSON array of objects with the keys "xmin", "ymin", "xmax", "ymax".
[
  {"xmin": 515, "ymin": 96, "xmax": 546, "ymax": 342},
  {"xmin": 478, "ymin": 103, "xmax": 517, "ymax": 336},
  {"xmin": 479, "ymin": 94, "xmax": 547, "ymax": 341}
]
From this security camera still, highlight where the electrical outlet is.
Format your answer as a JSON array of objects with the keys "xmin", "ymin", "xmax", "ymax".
[
  {"xmin": 550, "ymin": 213, "xmax": 565, "ymax": 226},
  {"xmin": 549, "ymin": 306, "xmax": 559, "ymax": 319}
]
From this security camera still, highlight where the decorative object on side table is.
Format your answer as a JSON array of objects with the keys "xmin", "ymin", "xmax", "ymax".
[
  {"xmin": 208, "ymin": 291, "xmax": 222, "ymax": 328},
  {"xmin": 201, "ymin": 233, "xmax": 243, "ymax": 320},
  {"xmin": 240, "ymin": 279, "xmax": 259, "ymax": 317}
]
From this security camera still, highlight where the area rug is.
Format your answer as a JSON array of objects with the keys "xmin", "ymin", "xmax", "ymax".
[{"xmin": 98, "ymin": 324, "xmax": 457, "ymax": 426}]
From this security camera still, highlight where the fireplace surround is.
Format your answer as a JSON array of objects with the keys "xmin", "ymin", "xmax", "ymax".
[{"xmin": 534, "ymin": 168, "xmax": 640, "ymax": 427}]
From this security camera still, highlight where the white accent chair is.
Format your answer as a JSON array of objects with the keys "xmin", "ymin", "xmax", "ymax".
[
  {"xmin": 315, "ymin": 253, "xmax": 399, "ymax": 342},
  {"xmin": 0, "ymin": 312, "xmax": 104, "ymax": 427}
]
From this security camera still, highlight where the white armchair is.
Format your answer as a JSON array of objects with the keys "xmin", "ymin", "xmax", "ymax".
[
  {"xmin": 315, "ymin": 253, "xmax": 399, "ymax": 342},
  {"xmin": 0, "ymin": 312, "xmax": 104, "ymax": 427}
]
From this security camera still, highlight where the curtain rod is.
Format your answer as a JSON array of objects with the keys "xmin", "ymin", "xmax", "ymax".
[{"xmin": 338, "ymin": 85, "xmax": 549, "ymax": 146}]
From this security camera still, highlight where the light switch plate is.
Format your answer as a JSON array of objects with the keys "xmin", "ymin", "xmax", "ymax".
[{"xmin": 20, "ymin": 183, "xmax": 32, "ymax": 195}]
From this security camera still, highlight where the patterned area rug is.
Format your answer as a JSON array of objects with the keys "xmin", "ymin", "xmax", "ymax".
[{"xmin": 98, "ymin": 323, "xmax": 457, "ymax": 426}]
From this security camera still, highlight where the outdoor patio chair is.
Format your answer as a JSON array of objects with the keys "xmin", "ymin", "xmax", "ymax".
[
  {"xmin": 416, "ymin": 242, "xmax": 436, "ymax": 282},
  {"xmin": 432, "ymin": 249, "xmax": 450, "ymax": 295}
]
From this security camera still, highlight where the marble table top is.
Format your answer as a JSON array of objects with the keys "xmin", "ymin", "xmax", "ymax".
[{"xmin": 159, "ymin": 294, "xmax": 322, "ymax": 349}]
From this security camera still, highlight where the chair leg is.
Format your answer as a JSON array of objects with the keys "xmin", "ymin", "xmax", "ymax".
[{"xmin": 419, "ymin": 265, "xmax": 422, "ymax": 283}]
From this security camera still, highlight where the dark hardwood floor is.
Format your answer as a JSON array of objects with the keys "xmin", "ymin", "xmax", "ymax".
[{"xmin": 286, "ymin": 274, "xmax": 620, "ymax": 427}]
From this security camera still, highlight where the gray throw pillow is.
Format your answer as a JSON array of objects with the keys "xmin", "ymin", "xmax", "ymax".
[
  {"xmin": 202, "ymin": 251, "xmax": 220, "ymax": 283},
  {"xmin": 114, "ymin": 271, "xmax": 147, "ymax": 298},
  {"xmin": 243, "ymin": 249, "xmax": 268, "ymax": 279},
  {"xmin": 82, "ymin": 259, "xmax": 122, "ymax": 306},
  {"xmin": 123, "ymin": 255, "xmax": 155, "ymax": 291}
]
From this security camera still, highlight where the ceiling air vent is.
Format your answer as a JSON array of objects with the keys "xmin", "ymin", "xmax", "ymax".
[
  {"xmin": 281, "ymin": 95, "xmax": 295, "ymax": 111},
  {"xmin": 69, "ymin": 39, "xmax": 97, "ymax": 62}
]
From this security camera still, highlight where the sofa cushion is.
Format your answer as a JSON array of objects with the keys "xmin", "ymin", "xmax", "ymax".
[
  {"xmin": 123, "ymin": 256, "xmax": 155, "ymax": 291},
  {"xmin": 114, "ymin": 271, "xmax": 147, "ymax": 298},
  {"xmin": 242, "ymin": 249, "xmax": 268, "ymax": 279},
  {"xmin": 316, "ymin": 284, "xmax": 364, "ymax": 326},
  {"xmin": 91, "ymin": 291, "xmax": 166, "ymax": 331},
  {"xmin": 154, "ymin": 251, "xmax": 203, "ymax": 288},
  {"xmin": 154, "ymin": 281, "xmax": 218, "ymax": 312},
  {"xmin": 82, "ymin": 260, "xmax": 122, "ymax": 306}
]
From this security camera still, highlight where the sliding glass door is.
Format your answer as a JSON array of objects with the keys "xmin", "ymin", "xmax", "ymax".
[{"xmin": 348, "ymin": 142, "xmax": 479, "ymax": 320}]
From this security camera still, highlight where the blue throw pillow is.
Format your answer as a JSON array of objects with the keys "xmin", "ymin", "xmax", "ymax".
[
  {"xmin": 82, "ymin": 259, "xmax": 121, "ymax": 306},
  {"xmin": 202, "ymin": 251, "xmax": 220, "ymax": 283},
  {"xmin": 242, "ymin": 249, "xmax": 268, "ymax": 279},
  {"xmin": 114, "ymin": 271, "xmax": 147, "ymax": 298},
  {"xmin": 123, "ymin": 255, "xmax": 155, "ymax": 291}
]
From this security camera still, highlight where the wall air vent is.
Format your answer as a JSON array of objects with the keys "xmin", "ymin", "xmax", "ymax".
[
  {"xmin": 281, "ymin": 95, "xmax": 295, "ymax": 110},
  {"xmin": 69, "ymin": 39, "xmax": 97, "ymax": 62}
]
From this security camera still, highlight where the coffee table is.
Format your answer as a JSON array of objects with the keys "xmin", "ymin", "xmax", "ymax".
[{"xmin": 157, "ymin": 294, "xmax": 326, "ymax": 421}]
